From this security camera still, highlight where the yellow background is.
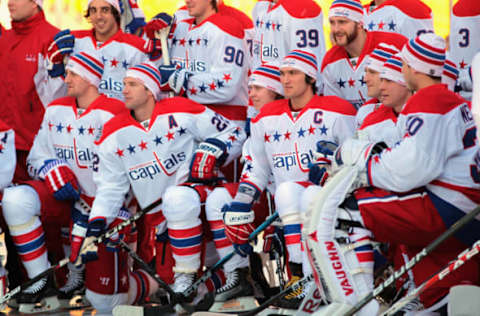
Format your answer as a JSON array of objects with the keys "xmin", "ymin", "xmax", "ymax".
[{"xmin": 0, "ymin": 0, "xmax": 452, "ymax": 48}]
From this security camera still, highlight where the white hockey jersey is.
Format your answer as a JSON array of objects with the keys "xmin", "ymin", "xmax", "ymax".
[
  {"xmin": 357, "ymin": 104, "xmax": 401, "ymax": 146},
  {"xmin": 27, "ymin": 95, "xmax": 126, "ymax": 200},
  {"xmin": 0, "ymin": 120, "xmax": 16, "ymax": 190},
  {"xmin": 70, "ymin": 29, "xmax": 153, "ymax": 101},
  {"xmin": 449, "ymin": 0, "xmax": 480, "ymax": 99},
  {"xmin": 169, "ymin": 14, "xmax": 249, "ymax": 123},
  {"xmin": 355, "ymin": 97, "xmax": 381, "ymax": 129},
  {"xmin": 368, "ymin": 85, "xmax": 480, "ymax": 237},
  {"xmin": 321, "ymin": 31, "xmax": 406, "ymax": 109},
  {"xmin": 243, "ymin": 95, "xmax": 356, "ymax": 193},
  {"xmin": 252, "ymin": 0, "xmax": 326, "ymax": 90},
  {"xmin": 91, "ymin": 97, "xmax": 246, "ymax": 224},
  {"xmin": 364, "ymin": 0, "xmax": 433, "ymax": 39}
]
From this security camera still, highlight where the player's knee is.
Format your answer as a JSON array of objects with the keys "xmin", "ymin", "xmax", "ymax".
[
  {"xmin": 205, "ymin": 187, "xmax": 231, "ymax": 221},
  {"xmin": 85, "ymin": 289, "xmax": 128, "ymax": 314},
  {"xmin": 300, "ymin": 185, "xmax": 323, "ymax": 215},
  {"xmin": 2, "ymin": 185, "xmax": 41, "ymax": 226},
  {"xmin": 162, "ymin": 186, "xmax": 201, "ymax": 223},
  {"xmin": 274, "ymin": 182, "xmax": 305, "ymax": 219}
]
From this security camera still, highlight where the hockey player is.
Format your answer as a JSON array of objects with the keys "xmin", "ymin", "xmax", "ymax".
[
  {"xmin": 448, "ymin": 0, "xmax": 480, "ymax": 100},
  {"xmin": 251, "ymin": 0, "xmax": 326, "ymax": 92},
  {"xmin": 159, "ymin": 0, "xmax": 249, "ymax": 127},
  {"xmin": 221, "ymin": 50, "xmax": 356, "ymax": 309},
  {"xmin": 1, "ymin": 51, "xmax": 126, "ymax": 313},
  {"xmin": 88, "ymin": 63, "xmax": 245, "ymax": 312},
  {"xmin": 322, "ymin": 0, "xmax": 407, "ymax": 109},
  {"xmin": 46, "ymin": 0, "xmax": 159, "ymax": 101},
  {"xmin": 355, "ymin": 43, "xmax": 399, "ymax": 128},
  {"xmin": 311, "ymin": 33, "xmax": 480, "ymax": 315},
  {"xmin": 364, "ymin": 0, "xmax": 434, "ymax": 39}
]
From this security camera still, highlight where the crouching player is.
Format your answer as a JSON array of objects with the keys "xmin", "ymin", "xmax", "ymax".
[
  {"xmin": 1, "ymin": 51, "xmax": 126, "ymax": 313},
  {"xmin": 80, "ymin": 63, "xmax": 245, "ymax": 313}
]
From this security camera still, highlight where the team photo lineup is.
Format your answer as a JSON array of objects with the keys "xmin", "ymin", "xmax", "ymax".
[{"xmin": 0, "ymin": 0, "xmax": 479, "ymax": 315}]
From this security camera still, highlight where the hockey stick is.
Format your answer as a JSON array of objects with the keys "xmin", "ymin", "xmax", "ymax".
[
  {"xmin": 344, "ymin": 205, "xmax": 480, "ymax": 316},
  {"xmin": 182, "ymin": 211, "xmax": 280, "ymax": 299},
  {"xmin": 381, "ymin": 239, "xmax": 480, "ymax": 316},
  {"xmin": 117, "ymin": 239, "xmax": 194, "ymax": 314},
  {"xmin": 239, "ymin": 274, "xmax": 314, "ymax": 316},
  {"xmin": 155, "ymin": 22, "xmax": 174, "ymax": 98},
  {"xmin": 0, "ymin": 198, "xmax": 163, "ymax": 306}
]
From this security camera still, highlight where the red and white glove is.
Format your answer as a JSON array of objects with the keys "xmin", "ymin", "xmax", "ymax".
[
  {"xmin": 189, "ymin": 139, "xmax": 227, "ymax": 183},
  {"xmin": 39, "ymin": 159, "xmax": 80, "ymax": 201},
  {"xmin": 46, "ymin": 29, "xmax": 74, "ymax": 77},
  {"xmin": 222, "ymin": 202, "xmax": 255, "ymax": 257},
  {"xmin": 144, "ymin": 13, "xmax": 173, "ymax": 39}
]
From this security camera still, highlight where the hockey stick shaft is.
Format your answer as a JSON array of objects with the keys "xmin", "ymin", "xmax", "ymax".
[
  {"xmin": 382, "ymin": 239, "xmax": 480, "ymax": 316},
  {"xmin": 117, "ymin": 239, "xmax": 195, "ymax": 314},
  {"xmin": 0, "ymin": 198, "xmax": 162, "ymax": 305},
  {"xmin": 155, "ymin": 24, "xmax": 174, "ymax": 98},
  {"xmin": 182, "ymin": 211, "xmax": 279, "ymax": 298},
  {"xmin": 239, "ymin": 274, "xmax": 314, "ymax": 316},
  {"xmin": 345, "ymin": 205, "xmax": 480, "ymax": 316}
]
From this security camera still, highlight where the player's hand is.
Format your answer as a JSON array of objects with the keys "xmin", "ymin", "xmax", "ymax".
[
  {"xmin": 47, "ymin": 29, "xmax": 74, "ymax": 77},
  {"xmin": 74, "ymin": 218, "xmax": 105, "ymax": 266},
  {"xmin": 188, "ymin": 138, "xmax": 227, "ymax": 184},
  {"xmin": 222, "ymin": 202, "xmax": 255, "ymax": 257},
  {"xmin": 158, "ymin": 64, "xmax": 192, "ymax": 95},
  {"xmin": 144, "ymin": 12, "xmax": 173, "ymax": 39},
  {"xmin": 309, "ymin": 141, "xmax": 337, "ymax": 185},
  {"xmin": 39, "ymin": 159, "xmax": 80, "ymax": 201},
  {"xmin": 69, "ymin": 208, "xmax": 88, "ymax": 265}
]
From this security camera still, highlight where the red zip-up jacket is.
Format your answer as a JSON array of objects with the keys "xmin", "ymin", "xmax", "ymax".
[{"xmin": 0, "ymin": 11, "xmax": 63, "ymax": 151}]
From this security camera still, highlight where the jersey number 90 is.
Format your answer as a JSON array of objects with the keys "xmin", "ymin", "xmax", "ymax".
[{"xmin": 224, "ymin": 46, "xmax": 244, "ymax": 67}]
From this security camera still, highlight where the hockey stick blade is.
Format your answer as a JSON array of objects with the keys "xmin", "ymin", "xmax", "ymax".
[
  {"xmin": 237, "ymin": 274, "xmax": 314, "ymax": 316},
  {"xmin": 382, "ymin": 239, "xmax": 480, "ymax": 315},
  {"xmin": 118, "ymin": 239, "xmax": 195, "ymax": 314},
  {"xmin": 0, "ymin": 198, "xmax": 162, "ymax": 305},
  {"xmin": 182, "ymin": 212, "xmax": 279, "ymax": 298},
  {"xmin": 344, "ymin": 205, "xmax": 480, "ymax": 316}
]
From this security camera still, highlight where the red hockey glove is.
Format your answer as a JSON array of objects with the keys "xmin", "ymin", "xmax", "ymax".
[
  {"xmin": 39, "ymin": 159, "xmax": 80, "ymax": 201},
  {"xmin": 189, "ymin": 139, "xmax": 227, "ymax": 184},
  {"xmin": 144, "ymin": 12, "xmax": 173, "ymax": 39}
]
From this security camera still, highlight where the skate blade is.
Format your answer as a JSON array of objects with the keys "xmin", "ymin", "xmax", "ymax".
[
  {"xmin": 18, "ymin": 296, "xmax": 61, "ymax": 314},
  {"xmin": 209, "ymin": 296, "xmax": 259, "ymax": 313},
  {"xmin": 59, "ymin": 294, "xmax": 91, "ymax": 310}
]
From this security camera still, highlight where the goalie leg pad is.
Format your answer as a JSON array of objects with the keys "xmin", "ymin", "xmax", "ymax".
[
  {"xmin": 305, "ymin": 167, "xmax": 378, "ymax": 316},
  {"xmin": 163, "ymin": 186, "xmax": 202, "ymax": 273}
]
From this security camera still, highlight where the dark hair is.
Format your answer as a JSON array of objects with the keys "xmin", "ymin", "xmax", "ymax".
[
  {"xmin": 306, "ymin": 76, "xmax": 317, "ymax": 95},
  {"xmin": 84, "ymin": 4, "xmax": 121, "ymax": 25},
  {"xmin": 211, "ymin": 0, "xmax": 218, "ymax": 11}
]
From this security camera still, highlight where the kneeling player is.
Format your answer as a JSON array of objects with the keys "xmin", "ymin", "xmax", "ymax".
[
  {"xmin": 1, "ymin": 51, "xmax": 126, "ymax": 313},
  {"xmin": 83, "ymin": 63, "xmax": 246, "ymax": 313}
]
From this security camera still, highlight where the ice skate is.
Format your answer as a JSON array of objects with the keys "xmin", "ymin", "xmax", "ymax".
[
  {"xmin": 58, "ymin": 264, "xmax": 89, "ymax": 309},
  {"xmin": 17, "ymin": 275, "xmax": 60, "ymax": 314}
]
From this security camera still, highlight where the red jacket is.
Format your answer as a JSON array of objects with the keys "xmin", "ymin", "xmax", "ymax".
[{"xmin": 0, "ymin": 11, "xmax": 60, "ymax": 150}]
